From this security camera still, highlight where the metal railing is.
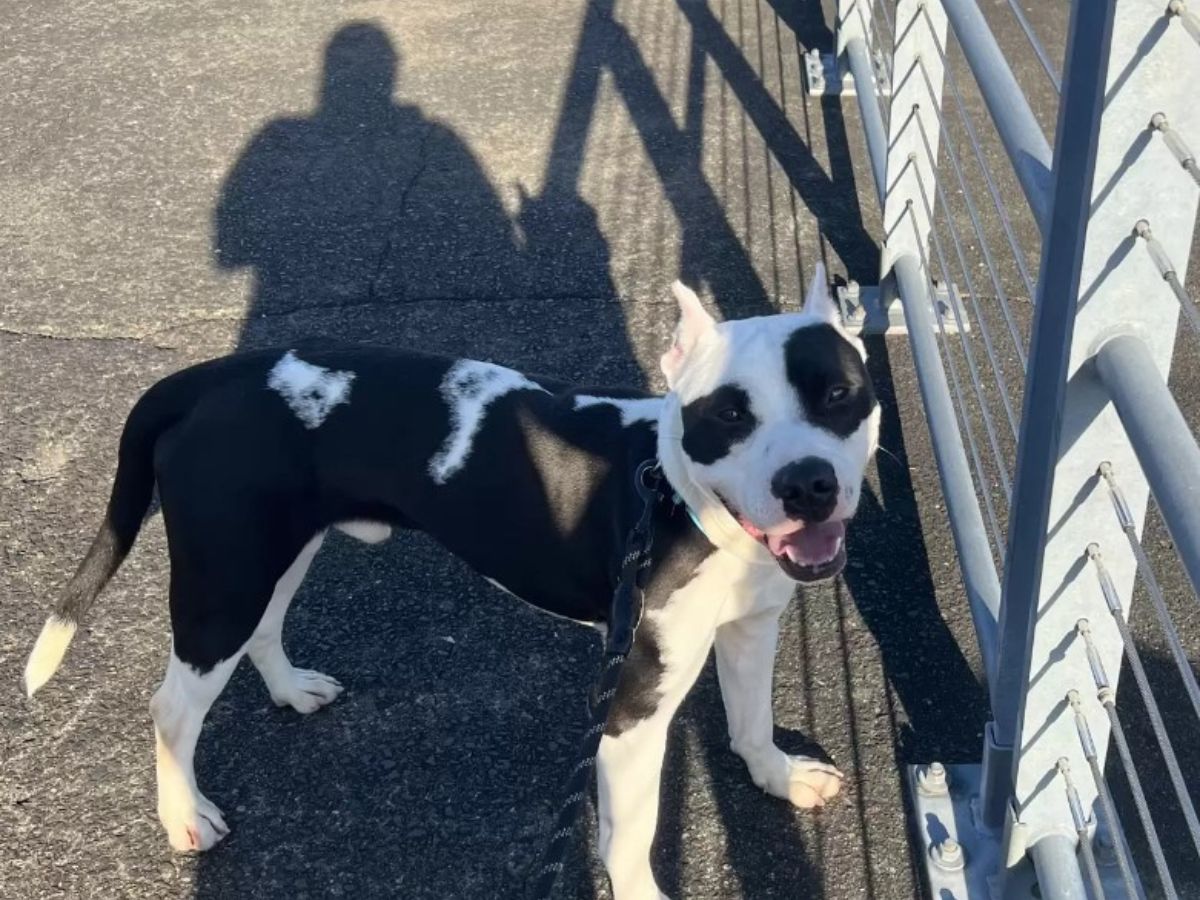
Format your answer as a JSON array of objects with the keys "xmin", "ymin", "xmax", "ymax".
[{"xmin": 811, "ymin": 0, "xmax": 1200, "ymax": 896}]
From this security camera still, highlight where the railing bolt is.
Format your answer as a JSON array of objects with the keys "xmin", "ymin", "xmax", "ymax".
[
  {"xmin": 807, "ymin": 48, "xmax": 825, "ymax": 87},
  {"xmin": 917, "ymin": 761, "xmax": 949, "ymax": 795},
  {"xmin": 931, "ymin": 836, "xmax": 965, "ymax": 871}
]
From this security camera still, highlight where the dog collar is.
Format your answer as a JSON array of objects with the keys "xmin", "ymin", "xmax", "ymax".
[
  {"xmin": 677, "ymin": 493, "xmax": 707, "ymax": 537},
  {"xmin": 656, "ymin": 394, "xmax": 776, "ymax": 566}
]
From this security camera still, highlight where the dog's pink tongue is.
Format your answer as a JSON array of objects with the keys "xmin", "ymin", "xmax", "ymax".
[{"xmin": 766, "ymin": 520, "xmax": 845, "ymax": 566}]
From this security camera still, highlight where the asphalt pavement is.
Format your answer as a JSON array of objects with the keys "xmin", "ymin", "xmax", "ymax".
[{"xmin": 2, "ymin": 1, "xmax": 1197, "ymax": 899}]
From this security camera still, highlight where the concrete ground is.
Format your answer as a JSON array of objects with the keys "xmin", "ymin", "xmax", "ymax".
[{"xmin": 1, "ymin": 1, "xmax": 1197, "ymax": 898}]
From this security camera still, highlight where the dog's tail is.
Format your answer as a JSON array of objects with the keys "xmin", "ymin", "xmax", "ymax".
[{"xmin": 24, "ymin": 370, "xmax": 200, "ymax": 698}]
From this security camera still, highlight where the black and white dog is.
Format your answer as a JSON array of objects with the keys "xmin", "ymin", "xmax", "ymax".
[{"xmin": 25, "ymin": 267, "xmax": 878, "ymax": 900}]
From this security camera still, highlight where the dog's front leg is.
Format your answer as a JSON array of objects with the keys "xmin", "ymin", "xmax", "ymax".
[
  {"xmin": 596, "ymin": 718, "xmax": 672, "ymax": 900},
  {"xmin": 715, "ymin": 607, "xmax": 842, "ymax": 808},
  {"xmin": 595, "ymin": 600, "xmax": 717, "ymax": 900}
]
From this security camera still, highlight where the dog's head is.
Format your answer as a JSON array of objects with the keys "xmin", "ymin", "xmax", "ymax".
[{"xmin": 658, "ymin": 266, "xmax": 879, "ymax": 582}]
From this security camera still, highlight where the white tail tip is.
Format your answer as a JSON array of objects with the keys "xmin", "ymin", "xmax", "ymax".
[
  {"xmin": 670, "ymin": 280, "xmax": 700, "ymax": 304},
  {"xmin": 24, "ymin": 617, "xmax": 77, "ymax": 698}
]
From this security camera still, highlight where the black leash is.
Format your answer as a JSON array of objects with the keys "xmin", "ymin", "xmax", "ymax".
[{"xmin": 528, "ymin": 459, "xmax": 668, "ymax": 899}]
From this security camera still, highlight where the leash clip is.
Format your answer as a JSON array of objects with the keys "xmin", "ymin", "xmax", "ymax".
[
  {"xmin": 634, "ymin": 459, "xmax": 663, "ymax": 502},
  {"xmin": 607, "ymin": 459, "xmax": 665, "ymax": 657}
]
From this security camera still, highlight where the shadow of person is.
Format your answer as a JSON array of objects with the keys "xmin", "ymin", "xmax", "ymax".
[{"xmin": 215, "ymin": 23, "xmax": 522, "ymax": 349}]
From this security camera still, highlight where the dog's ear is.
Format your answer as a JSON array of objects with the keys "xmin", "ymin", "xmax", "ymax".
[
  {"xmin": 803, "ymin": 263, "xmax": 839, "ymax": 324},
  {"xmin": 661, "ymin": 281, "xmax": 716, "ymax": 386}
]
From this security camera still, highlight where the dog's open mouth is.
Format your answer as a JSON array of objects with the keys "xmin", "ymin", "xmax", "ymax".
[{"xmin": 719, "ymin": 497, "xmax": 847, "ymax": 582}]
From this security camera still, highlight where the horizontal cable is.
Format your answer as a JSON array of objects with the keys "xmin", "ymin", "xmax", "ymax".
[
  {"xmin": 916, "ymin": 58, "xmax": 1028, "ymax": 371},
  {"xmin": 913, "ymin": 164, "xmax": 1015, "ymax": 500},
  {"xmin": 1078, "ymin": 619, "xmax": 1182, "ymax": 900},
  {"xmin": 1003, "ymin": 0, "xmax": 1062, "ymax": 93},
  {"xmin": 905, "ymin": 200, "xmax": 1007, "ymax": 561},
  {"xmin": 1058, "ymin": 758, "xmax": 1108, "ymax": 899},
  {"xmin": 1168, "ymin": 0, "xmax": 1200, "ymax": 48},
  {"xmin": 854, "ymin": 0, "xmax": 892, "ymax": 86},
  {"xmin": 938, "ymin": 0, "xmax": 1053, "ymax": 231},
  {"xmin": 1067, "ymin": 689, "xmax": 1141, "ymax": 898},
  {"xmin": 874, "ymin": 0, "xmax": 895, "ymax": 41},
  {"xmin": 1099, "ymin": 462, "xmax": 1200, "ymax": 722},
  {"xmin": 1134, "ymin": 219, "xmax": 1200, "ymax": 338},
  {"xmin": 1150, "ymin": 113, "xmax": 1200, "ymax": 189},
  {"xmin": 918, "ymin": 4, "xmax": 1039, "ymax": 308},
  {"xmin": 1086, "ymin": 544, "xmax": 1200, "ymax": 857},
  {"xmin": 913, "ymin": 115, "xmax": 1021, "ymax": 443}
]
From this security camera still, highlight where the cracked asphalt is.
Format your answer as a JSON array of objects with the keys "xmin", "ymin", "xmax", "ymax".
[{"xmin": 2, "ymin": 1, "xmax": 1198, "ymax": 899}]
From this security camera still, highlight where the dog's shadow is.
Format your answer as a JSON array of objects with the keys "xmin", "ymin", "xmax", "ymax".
[{"xmin": 192, "ymin": 529, "xmax": 608, "ymax": 899}]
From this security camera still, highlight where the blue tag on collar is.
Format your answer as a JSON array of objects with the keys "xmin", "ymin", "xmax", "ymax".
[{"xmin": 675, "ymin": 492, "xmax": 708, "ymax": 538}]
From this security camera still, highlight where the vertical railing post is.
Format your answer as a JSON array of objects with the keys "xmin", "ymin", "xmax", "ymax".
[
  {"xmin": 814, "ymin": 0, "xmax": 972, "ymax": 337},
  {"xmin": 880, "ymin": 0, "xmax": 947, "ymax": 296},
  {"xmin": 990, "ymin": 0, "xmax": 1200, "ymax": 893},
  {"xmin": 882, "ymin": 0, "xmax": 1004, "ymax": 693},
  {"xmin": 839, "ymin": 0, "xmax": 890, "ymax": 208},
  {"xmin": 834, "ymin": 0, "xmax": 859, "ymax": 59},
  {"xmin": 979, "ymin": 0, "xmax": 1119, "ymax": 853}
]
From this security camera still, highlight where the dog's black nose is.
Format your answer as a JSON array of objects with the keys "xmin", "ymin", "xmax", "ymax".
[{"xmin": 771, "ymin": 457, "xmax": 838, "ymax": 520}]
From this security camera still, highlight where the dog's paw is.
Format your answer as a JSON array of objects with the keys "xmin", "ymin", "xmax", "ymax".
[
  {"xmin": 779, "ymin": 755, "xmax": 843, "ymax": 808},
  {"xmin": 271, "ymin": 668, "xmax": 344, "ymax": 714},
  {"xmin": 742, "ymin": 747, "xmax": 843, "ymax": 809},
  {"xmin": 161, "ymin": 792, "xmax": 229, "ymax": 852}
]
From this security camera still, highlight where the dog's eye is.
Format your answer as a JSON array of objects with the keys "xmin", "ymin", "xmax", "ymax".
[
  {"xmin": 716, "ymin": 407, "xmax": 744, "ymax": 423},
  {"xmin": 826, "ymin": 385, "xmax": 850, "ymax": 405}
]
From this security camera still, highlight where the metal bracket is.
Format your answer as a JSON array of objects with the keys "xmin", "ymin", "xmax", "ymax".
[
  {"xmin": 906, "ymin": 764, "xmax": 1002, "ymax": 900},
  {"xmin": 803, "ymin": 47, "xmax": 892, "ymax": 97},
  {"xmin": 907, "ymin": 764, "xmax": 1142, "ymax": 899},
  {"xmin": 837, "ymin": 281, "xmax": 970, "ymax": 335}
]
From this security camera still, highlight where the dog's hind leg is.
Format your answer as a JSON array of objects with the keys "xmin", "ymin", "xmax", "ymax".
[
  {"xmin": 246, "ymin": 531, "xmax": 344, "ymax": 714},
  {"xmin": 151, "ymin": 477, "xmax": 327, "ymax": 852},
  {"xmin": 151, "ymin": 648, "xmax": 241, "ymax": 851}
]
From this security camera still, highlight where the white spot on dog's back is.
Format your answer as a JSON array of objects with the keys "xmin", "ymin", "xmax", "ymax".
[
  {"xmin": 429, "ymin": 360, "xmax": 548, "ymax": 484},
  {"xmin": 267, "ymin": 351, "xmax": 355, "ymax": 430},
  {"xmin": 574, "ymin": 395, "xmax": 662, "ymax": 427}
]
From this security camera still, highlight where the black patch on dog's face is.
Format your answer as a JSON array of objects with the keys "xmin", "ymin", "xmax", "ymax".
[
  {"xmin": 680, "ymin": 384, "xmax": 758, "ymax": 465},
  {"xmin": 785, "ymin": 324, "xmax": 876, "ymax": 437}
]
